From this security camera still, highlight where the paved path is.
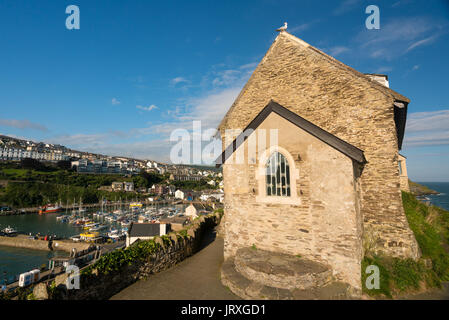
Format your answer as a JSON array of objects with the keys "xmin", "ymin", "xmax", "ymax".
[
  {"xmin": 111, "ymin": 229, "xmax": 239, "ymax": 300},
  {"xmin": 111, "ymin": 229, "xmax": 449, "ymax": 300},
  {"xmin": 401, "ymin": 282, "xmax": 449, "ymax": 300}
]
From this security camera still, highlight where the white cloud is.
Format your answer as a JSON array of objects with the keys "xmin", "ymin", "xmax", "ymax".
[
  {"xmin": 136, "ymin": 104, "xmax": 158, "ymax": 111},
  {"xmin": 404, "ymin": 109, "xmax": 449, "ymax": 147},
  {"xmin": 162, "ymin": 61, "xmax": 257, "ymax": 132},
  {"xmin": 356, "ymin": 17, "xmax": 445, "ymax": 60},
  {"xmin": 111, "ymin": 98, "xmax": 120, "ymax": 105},
  {"xmin": 0, "ymin": 118, "xmax": 48, "ymax": 132},
  {"xmin": 140, "ymin": 62, "xmax": 255, "ymax": 164},
  {"xmin": 48, "ymin": 133, "xmax": 109, "ymax": 147},
  {"xmin": 406, "ymin": 110, "xmax": 449, "ymax": 132},
  {"xmin": 49, "ymin": 133, "xmax": 171, "ymax": 162},
  {"xmin": 412, "ymin": 65, "xmax": 420, "ymax": 71},
  {"xmin": 288, "ymin": 23, "xmax": 312, "ymax": 34},
  {"xmin": 212, "ymin": 70, "xmax": 239, "ymax": 87},
  {"xmin": 171, "ymin": 77, "xmax": 189, "ymax": 86},
  {"xmin": 239, "ymin": 62, "xmax": 258, "ymax": 70},
  {"xmin": 375, "ymin": 66, "xmax": 393, "ymax": 73},
  {"xmin": 333, "ymin": 0, "xmax": 361, "ymax": 15},
  {"xmin": 46, "ymin": 62, "xmax": 256, "ymax": 163},
  {"xmin": 328, "ymin": 46, "xmax": 350, "ymax": 57},
  {"xmin": 404, "ymin": 131, "xmax": 449, "ymax": 147},
  {"xmin": 405, "ymin": 35, "xmax": 438, "ymax": 52},
  {"xmin": 149, "ymin": 87, "xmax": 241, "ymax": 136}
]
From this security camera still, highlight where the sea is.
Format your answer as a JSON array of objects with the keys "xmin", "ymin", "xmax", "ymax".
[
  {"xmin": 417, "ymin": 182, "xmax": 449, "ymax": 211},
  {"xmin": 0, "ymin": 203, "xmax": 187, "ymax": 284}
]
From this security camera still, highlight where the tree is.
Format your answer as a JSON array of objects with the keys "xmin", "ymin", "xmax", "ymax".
[
  {"xmin": 137, "ymin": 171, "xmax": 163, "ymax": 187},
  {"xmin": 56, "ymin": 160, "xmax": 72, "ymax": 171},
  {"xmin": 20, "ymin": 158, "xmax": 44, "ymax": 170}
]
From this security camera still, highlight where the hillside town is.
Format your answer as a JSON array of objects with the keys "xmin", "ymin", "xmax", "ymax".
[{"xmin": 0, "ymin": 134, "xmax": 222, "ymax": 188}]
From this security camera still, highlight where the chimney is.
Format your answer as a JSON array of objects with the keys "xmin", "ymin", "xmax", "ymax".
[{"xmin": 365, "ymin": 73, "xmax": 389, "ymax": 88}]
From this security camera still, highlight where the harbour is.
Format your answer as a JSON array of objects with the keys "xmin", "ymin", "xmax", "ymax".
[{"xmin": 0, "ymin": 201, "xmax": 190, "ymax": 286}]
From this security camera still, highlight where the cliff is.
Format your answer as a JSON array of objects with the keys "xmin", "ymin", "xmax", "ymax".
[{"xmin": 408, "ymin": 180, "xmax": 440, "ymax": 196}]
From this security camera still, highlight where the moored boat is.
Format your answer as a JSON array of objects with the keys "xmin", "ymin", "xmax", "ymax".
[
  {"xmin": 129, "ymin": 202, "xmax": 143, "ymax": 209},
  {"xmin": 1, "ymin": 226, "xmax": 18, "ymax": 236},
  {"xmin": 39, "ymin": 204, "xmax": 62, "ymax": 215},
  {"xmin": 89, "ymin": 224, "xmax": 107, "ymax": 232},
  {"xmin": 79, "ymin": 231, "xmax": 100, "ymax": 242},
  {"xmin": 108, "ymin": 229, "xmax": 125, "ymax": 240}
]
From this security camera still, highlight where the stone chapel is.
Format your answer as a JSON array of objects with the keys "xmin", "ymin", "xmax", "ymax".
[{"xmin": 215, "ymin": 31, "xmax": 420, "ymax": 299}]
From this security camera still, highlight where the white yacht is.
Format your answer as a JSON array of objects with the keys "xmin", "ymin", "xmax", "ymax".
[{"xmin": 1, "ymin": 226, "xmax": 18, "ymax": 236}]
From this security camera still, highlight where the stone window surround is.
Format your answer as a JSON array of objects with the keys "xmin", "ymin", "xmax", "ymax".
[{"xmin": 256, "ymin": 145, "xmax": 301, "ymax": 205}]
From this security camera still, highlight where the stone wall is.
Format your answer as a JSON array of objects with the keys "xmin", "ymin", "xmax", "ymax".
[
  {"xmin": 398, "ymin": 155, "xmax": 410, "ymax": 192},
  {"xmin": 37, "ymin": 212, "xmax": 221, "ymax": 300},
  {"xmin": 0, "ymin": 235, "xmax": 90, "ymax": 252},
  {"xmin": 219, "ymin": 32, "xmax": 419, "ymax": 260},
  {"xmin": 222, "ymin": 113, "xmax": 364, "ymax": 290}
]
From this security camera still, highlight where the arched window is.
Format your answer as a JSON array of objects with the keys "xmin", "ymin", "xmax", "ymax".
[{"xmin": 266, "ymin": 152, "xmax": 291, "ymax": 197}]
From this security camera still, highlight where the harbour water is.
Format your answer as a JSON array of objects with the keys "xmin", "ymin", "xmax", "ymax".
[
  {"xmin": 0, "ymin": 246, "xmax": 66, "ymax": 284},
  {"xmin": 417, "ymin": 182, "xmax": 449, "ymax": 211},
  {"xmin": 0, "ymin": 203, "xmax": 188, "ymax": 284}
]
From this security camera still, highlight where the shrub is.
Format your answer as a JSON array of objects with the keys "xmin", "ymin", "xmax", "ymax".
[
  {"xmin": 390, "ymin": 258, "xmax": 423, "ymax": 292},
  {"xmin": 362, "ymin": 192, "xmax": 449, "ymax": 298},
  {"xmin": 361, "ymin": 255, "xmax": 392, "ymax": 298}
]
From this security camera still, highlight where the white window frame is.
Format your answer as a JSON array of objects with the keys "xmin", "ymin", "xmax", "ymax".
[{"xmin": 256, "ymin": 145, "xmax": 301, "ymax": 205}]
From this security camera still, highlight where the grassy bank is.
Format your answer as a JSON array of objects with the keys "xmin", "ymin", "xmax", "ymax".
[
  {"xmin": 0, "ymin": 162, "xmax": 220, "ymax": 208},
  {"xmin": 362, "ymin": 191, "xmax": 449, "ymax": 298}
]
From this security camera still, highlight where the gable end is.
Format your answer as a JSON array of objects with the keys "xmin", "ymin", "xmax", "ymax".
[{"xmin": 216, "ymin": 100, "xmax": 367, "ymax": 167}]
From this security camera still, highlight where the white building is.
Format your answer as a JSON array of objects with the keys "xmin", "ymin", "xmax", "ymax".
[
  {"xmin": 174, "ymin": 189, "xmax": 185, "ymax": 200},
  {"xmin": 0, "ymin": 148, "xmax": 69, "ymax": 162},
  {"xmin": 126, "ymin": 223, "xmax": 168, "ymax": 247},
  {"xmin": 200, "ymin": 193, "xmax": 224, "ymax": 203},
  {"xmin": 185, "ymin": 204, "xmax": 199, "ymax": 220},
  {"xmin": 124, "ymin": 182, "xmax": 134, "ymax": 192}
]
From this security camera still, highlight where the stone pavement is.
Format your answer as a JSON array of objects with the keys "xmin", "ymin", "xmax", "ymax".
[
  {"xmin": 401, "ymin": 283, "xmax": 449, "ymax": 300},
  {"xmin": 110, "ymin": 228, "xmax": 449, "ymax": 300},
  {"xmin": 110, "ymin": 229, "xmax": 239, "ymax": 300}
]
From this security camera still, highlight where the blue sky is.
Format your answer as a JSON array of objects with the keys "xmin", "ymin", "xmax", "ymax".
[{"xmin": 0, "ymin": 0, "xmax": 448, "ymax": 181}]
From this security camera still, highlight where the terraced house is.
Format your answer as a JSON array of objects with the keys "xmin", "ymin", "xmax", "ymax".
[{"xmin": 216, "ymin": 31, "xmax": 420, "ymax": 298}]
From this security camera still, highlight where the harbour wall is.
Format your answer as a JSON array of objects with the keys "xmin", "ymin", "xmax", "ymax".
[
  {"xmin": 32, "ymin": 211, "xmax": 222, "ymax": 300},
  {"xmin": 0, "ymin": 235, "xmax": 90, "ymax": 252}
]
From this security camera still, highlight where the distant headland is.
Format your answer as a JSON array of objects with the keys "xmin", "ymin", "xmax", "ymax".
[{"xmin": 409, "ymin": 180, "xmax": 440, "ymax": 196}]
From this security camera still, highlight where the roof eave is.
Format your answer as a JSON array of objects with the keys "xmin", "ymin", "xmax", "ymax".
[{"xmin": 216, "ymin": 100, "xmax": 366, "ymax": 167}]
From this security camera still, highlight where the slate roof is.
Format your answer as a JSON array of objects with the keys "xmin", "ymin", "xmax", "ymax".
[
  {"xmin": 218, "ymin": 31, "xmax": 409, "ymax": 150},
  {"xmin": 215, "ymin": 100, "xmax": 366, "ymax": 167},
  {"xmin": 160, "ymin": 217, "xmax": 189, "ymax": 225},
  {"xmin": 129, "ymin": 223, "xmax": 160, "ymax": 237}
]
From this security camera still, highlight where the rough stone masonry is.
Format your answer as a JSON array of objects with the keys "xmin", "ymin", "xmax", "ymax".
[{"xmin": 217, "ymin": 31, "xmax": 420, "ymax": 292}]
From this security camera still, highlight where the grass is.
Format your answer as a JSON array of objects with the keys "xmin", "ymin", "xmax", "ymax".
[{"xmin": 362, "ymin": 191, "xmax": 449, "ymax": 298}]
